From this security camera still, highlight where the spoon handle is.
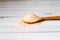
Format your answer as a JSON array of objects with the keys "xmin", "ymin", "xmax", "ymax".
[{"xmin": 43, "ymin": 16, "xmax": 60, "ymax": 20}]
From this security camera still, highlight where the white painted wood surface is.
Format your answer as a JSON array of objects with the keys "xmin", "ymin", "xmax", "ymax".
[
  {"xmin": 0, "ymin": 0, "xmax": 60, "ymax": 32},
  {"xmin": 0, "ymin": 0, "xmax": 60, "ymax": 40}
]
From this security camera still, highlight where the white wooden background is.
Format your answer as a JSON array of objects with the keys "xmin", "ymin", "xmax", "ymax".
[{"xmin": 0, "ymin": 0, "xmax": 60, "ymax": 40}]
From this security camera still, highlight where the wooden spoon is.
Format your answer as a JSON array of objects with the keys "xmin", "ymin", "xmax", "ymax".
[{"xmin": 22, "ymin": 14, "xmax": 60, "ymax": 24}]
